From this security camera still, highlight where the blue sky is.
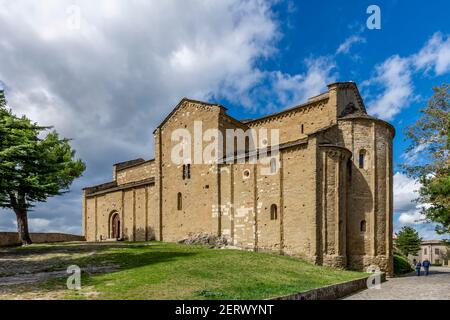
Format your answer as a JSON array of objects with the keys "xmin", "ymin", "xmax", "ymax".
[{"xmin": 0, "ymin": 0, "xmax": 449, "ymax": 239}]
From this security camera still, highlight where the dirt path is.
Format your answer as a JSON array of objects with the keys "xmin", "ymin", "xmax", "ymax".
[{"xmin": 0, "ymin": 242, "xmax": 124, "ymax": 299}]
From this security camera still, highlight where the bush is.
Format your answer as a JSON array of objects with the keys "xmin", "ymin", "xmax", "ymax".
[{"xmin": 394, "ymin": 254, "xmax": 413, "ymax": 276}]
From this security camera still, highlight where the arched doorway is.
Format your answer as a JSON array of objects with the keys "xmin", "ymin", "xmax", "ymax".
[{"xmin": 110, "ymin": 212, "xmax": 121, "ymax": 239}]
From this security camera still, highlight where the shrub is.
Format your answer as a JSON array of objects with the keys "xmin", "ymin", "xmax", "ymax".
[{"xmin": 394, "ymin": 254, "xmax": 413, "ymax": 276}]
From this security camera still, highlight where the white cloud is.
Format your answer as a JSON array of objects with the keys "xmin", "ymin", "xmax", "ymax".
[
  {"xmin": 413, "ymin": 32, "xmax": 450, "ymax": 75},
  {"xmin": 394, "ymin": 172, "xmax": 420, "ymax": 212},
  {"xmin": 394, "ymin": 172, "xmax": 427, "ymax": 226},
  {"xmin": 268, "ymin": 57, "xmax": 336, "ymax": 108},
  {"xmin": 364, "ymin": 55, "xmax": 414, "ymax": 121},
  {"xmin": 336, "ymin": 35, "xmax": 366, "ymax": 55},
  {"xmin": 398, "ymin": 210, "xmax": 425, "ymax": 225},
  {"xmin": 365, "ymin": 32, "xmax": 450, "ymax": 121}
]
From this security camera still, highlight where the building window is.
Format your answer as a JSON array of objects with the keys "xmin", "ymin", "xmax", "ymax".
[
  {"xmin": 424, "ymin": 248, "xmax": 427, "ymax": 255},
  {"xmin": 435, "ymin": 248, "xmax": 440, "ymax": 255},
  {"xmin": 359, "ymin": 150, "xmax": 366, "ymax": 169},
  {"xmin": 301, "ymin": 124, "xmax": 304, "ymax": 134},
  {"xmin": 270, "ymin": 204, "xmax": 278, "ymax": 220},
  {"xmin": 360, "ymin": 220, "xmax": 367, "ymax": 232},
  {"xmin": 182, "ymin": 164, "xmax": 191, "ymax": 180},
  {"xmin": 270, "ymin": 158, "xmax": 277, "ymax": 174},
  {"xmin": 177, "ymin": 192, "xmax": 182, "ymax": 210}
]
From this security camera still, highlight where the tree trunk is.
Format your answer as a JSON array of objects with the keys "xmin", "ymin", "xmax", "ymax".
[{"xmin": 14, "ymin": 208, "xmax": 32, "ymax": 245}]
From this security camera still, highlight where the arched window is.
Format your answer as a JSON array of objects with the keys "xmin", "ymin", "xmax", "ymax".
[
  {"xmin": 270, "ymin": 204, "xmax": 278, "ymax": 220},
  {"xmin": 270, "ymin": 158, "xmax": 277, "ymax": 174},
  {"xmin": 177, "ymin": 192, "xmax": 182, "ymax": 210},
  {"xmin": 359, "ymin": 150, "xmax": 366, "ymax": 169},
  {"xmin": 360, "ymin": 220, "xmax": 367, "ymax": 232}
]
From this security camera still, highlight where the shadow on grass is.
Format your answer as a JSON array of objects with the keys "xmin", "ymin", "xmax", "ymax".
[
  {"xmin": 0, "ymin": 242, "xmax": 198, "ymax": 278},
  {"xmin": 1, "ymin": 241, "xmax": 155, "ymax": 256}
]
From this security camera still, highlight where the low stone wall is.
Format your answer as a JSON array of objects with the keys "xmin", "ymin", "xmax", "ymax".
[
  {"xmin": 270, "ymin": 273, "xmax": 386, "ymax": 300},
  {"xmin": 0, "ymin": 232, "xmax": 85, "ymax": 246}
]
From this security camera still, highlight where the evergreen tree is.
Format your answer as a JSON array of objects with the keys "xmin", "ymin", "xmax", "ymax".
[
  {"xmin": 0, "ymin": 90, "xmax": 86, "ymax": 244},
  {"xmin": 395, "ymin": 226, "xmax": 422, "ymax": 257}
]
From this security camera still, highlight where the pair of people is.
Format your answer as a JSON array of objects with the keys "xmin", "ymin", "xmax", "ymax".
[{"xmin": 415, "ymin": 259, "xmax": 431, "ymax": 276}]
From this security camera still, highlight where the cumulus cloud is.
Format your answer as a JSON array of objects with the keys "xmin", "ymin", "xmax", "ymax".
[
  {"xmin": 393, "ymin": 172, "xmax": 427, "ymax": 227},
  {"xmin": 365, "ymin": 32, "xmax": 450, "ymax": 121},
  {"xmin": 266, "ymin": 57, "xmax": 336, "ymax": 110},
  {"xmin": 0, "ymin": 0, "xmax": 280, "ymax": 234},
  {"xmin": 413, "ymin": 32, "xmax": 450, "ymax": 75},
  {"xmin": 364, "ymin": 55, "xmax": 414, "ymax": 121},
  {"xmin": 336, "ymin": 35, "xmax": 366, "ymax": 55}
]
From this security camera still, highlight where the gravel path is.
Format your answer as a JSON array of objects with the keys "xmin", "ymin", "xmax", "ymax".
[{"xmin": 344, "ymin": 267, "xmax": 450, "ymax": 300}]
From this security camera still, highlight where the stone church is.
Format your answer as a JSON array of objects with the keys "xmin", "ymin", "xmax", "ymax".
[{"xmin": 82, "ymin": 82, "xmax": 394, "ymax": 274}]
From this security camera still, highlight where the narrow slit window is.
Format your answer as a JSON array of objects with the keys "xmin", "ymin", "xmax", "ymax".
[
  {"xmin": 360, "ymin": 220, "xmax": 367, "ymax": 232},
  {"xmin": 182, "ymin": 165, "xmax": 186, "ymax": 180},
  {"xmin": 301, "ymin": 124, "xmax": 304, "ymax": 134},
  {"xmin": 270, "ymin": 204, "xmax": 278, "ymax": 220},
  {"xmin": 187, "ymin": 164, "xmax": 191, "ymax": 179},
  {"xmin": 359, "ymin": 150, "xmax": 366, "ymax": 169},
  {"xmin": 177, "ymin": 192, "xmax": 182, "ymax": 210}
]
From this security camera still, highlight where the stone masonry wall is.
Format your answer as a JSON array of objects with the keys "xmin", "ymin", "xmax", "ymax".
[
  {"xmin": 159, "ymin": 100, "xmax": 221, "ymax": 242},
  {"xmin": 84, "ymin": 184, "xmax": 157, "ymax": 241},
  {"xmin": 116, "ymin": 160, "xmax": 156, "ymax": 185},
  {"xmin": 0, "ymin": 232, "xmax": 84, "ymax": 246}
]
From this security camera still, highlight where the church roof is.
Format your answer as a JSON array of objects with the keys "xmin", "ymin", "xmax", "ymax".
[
  {"xmin": 242, "ymin": 93, "xmax": 329, "ymax": 125},
  {"xmin": 153, "ymin": 98, "xmax": 226, "ymax": 134},
  {"xmin": 84, "ymin": 177, "xmax": 155, "ymax": 196}
]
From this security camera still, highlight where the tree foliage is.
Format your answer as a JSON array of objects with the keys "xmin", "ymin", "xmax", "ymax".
[
  {"xmin": 395, "ymin": 226, "xmax": 422, "ymax": 257},
  {"xmin": 0, "ymin": 90, "xmax": 86, "ymax": 244},
  {"xmin": 403, "ymin": 84, "xmax": 450, "ymax": 235}
]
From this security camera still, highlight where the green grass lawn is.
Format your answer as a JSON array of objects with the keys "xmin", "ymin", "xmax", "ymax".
[{"xmin": 3, "ymin": 242, "xmax": 366, "ymax": 300}]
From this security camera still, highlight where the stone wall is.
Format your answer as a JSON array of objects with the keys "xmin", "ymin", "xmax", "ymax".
[
  {"xmin": 271, "ymin": 273, "xmax": 386, "ymax": 300},
  {"xmin": 336, "ymin": 118, "xmax": 394, "ymax": 275},
  {"xmin": 0, "ymin": 232, "xmax": 84, "ymax": 246},
  {"xmin": 247, "ymin": 96, "xmax": 332, "ymax": 145},
  {"xmin": 158, "ymin": 100, "xmax": 222, "ymax": 242},
  {"xmin": 116, "ymin": 160, "xmax": 156, "ymax": 185},
  {"xmin": 84, "ymin": 183, "xmax": 158, "ymax": 241}
]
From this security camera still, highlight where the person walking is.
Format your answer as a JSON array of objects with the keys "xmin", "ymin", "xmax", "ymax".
[
  {"xmin": 415, "ymin": 261, "xmax": 422, "ymax": 276},
  {"xmin": 422, "ymin": 259, "xmax": 431, "ymax": 276}
]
